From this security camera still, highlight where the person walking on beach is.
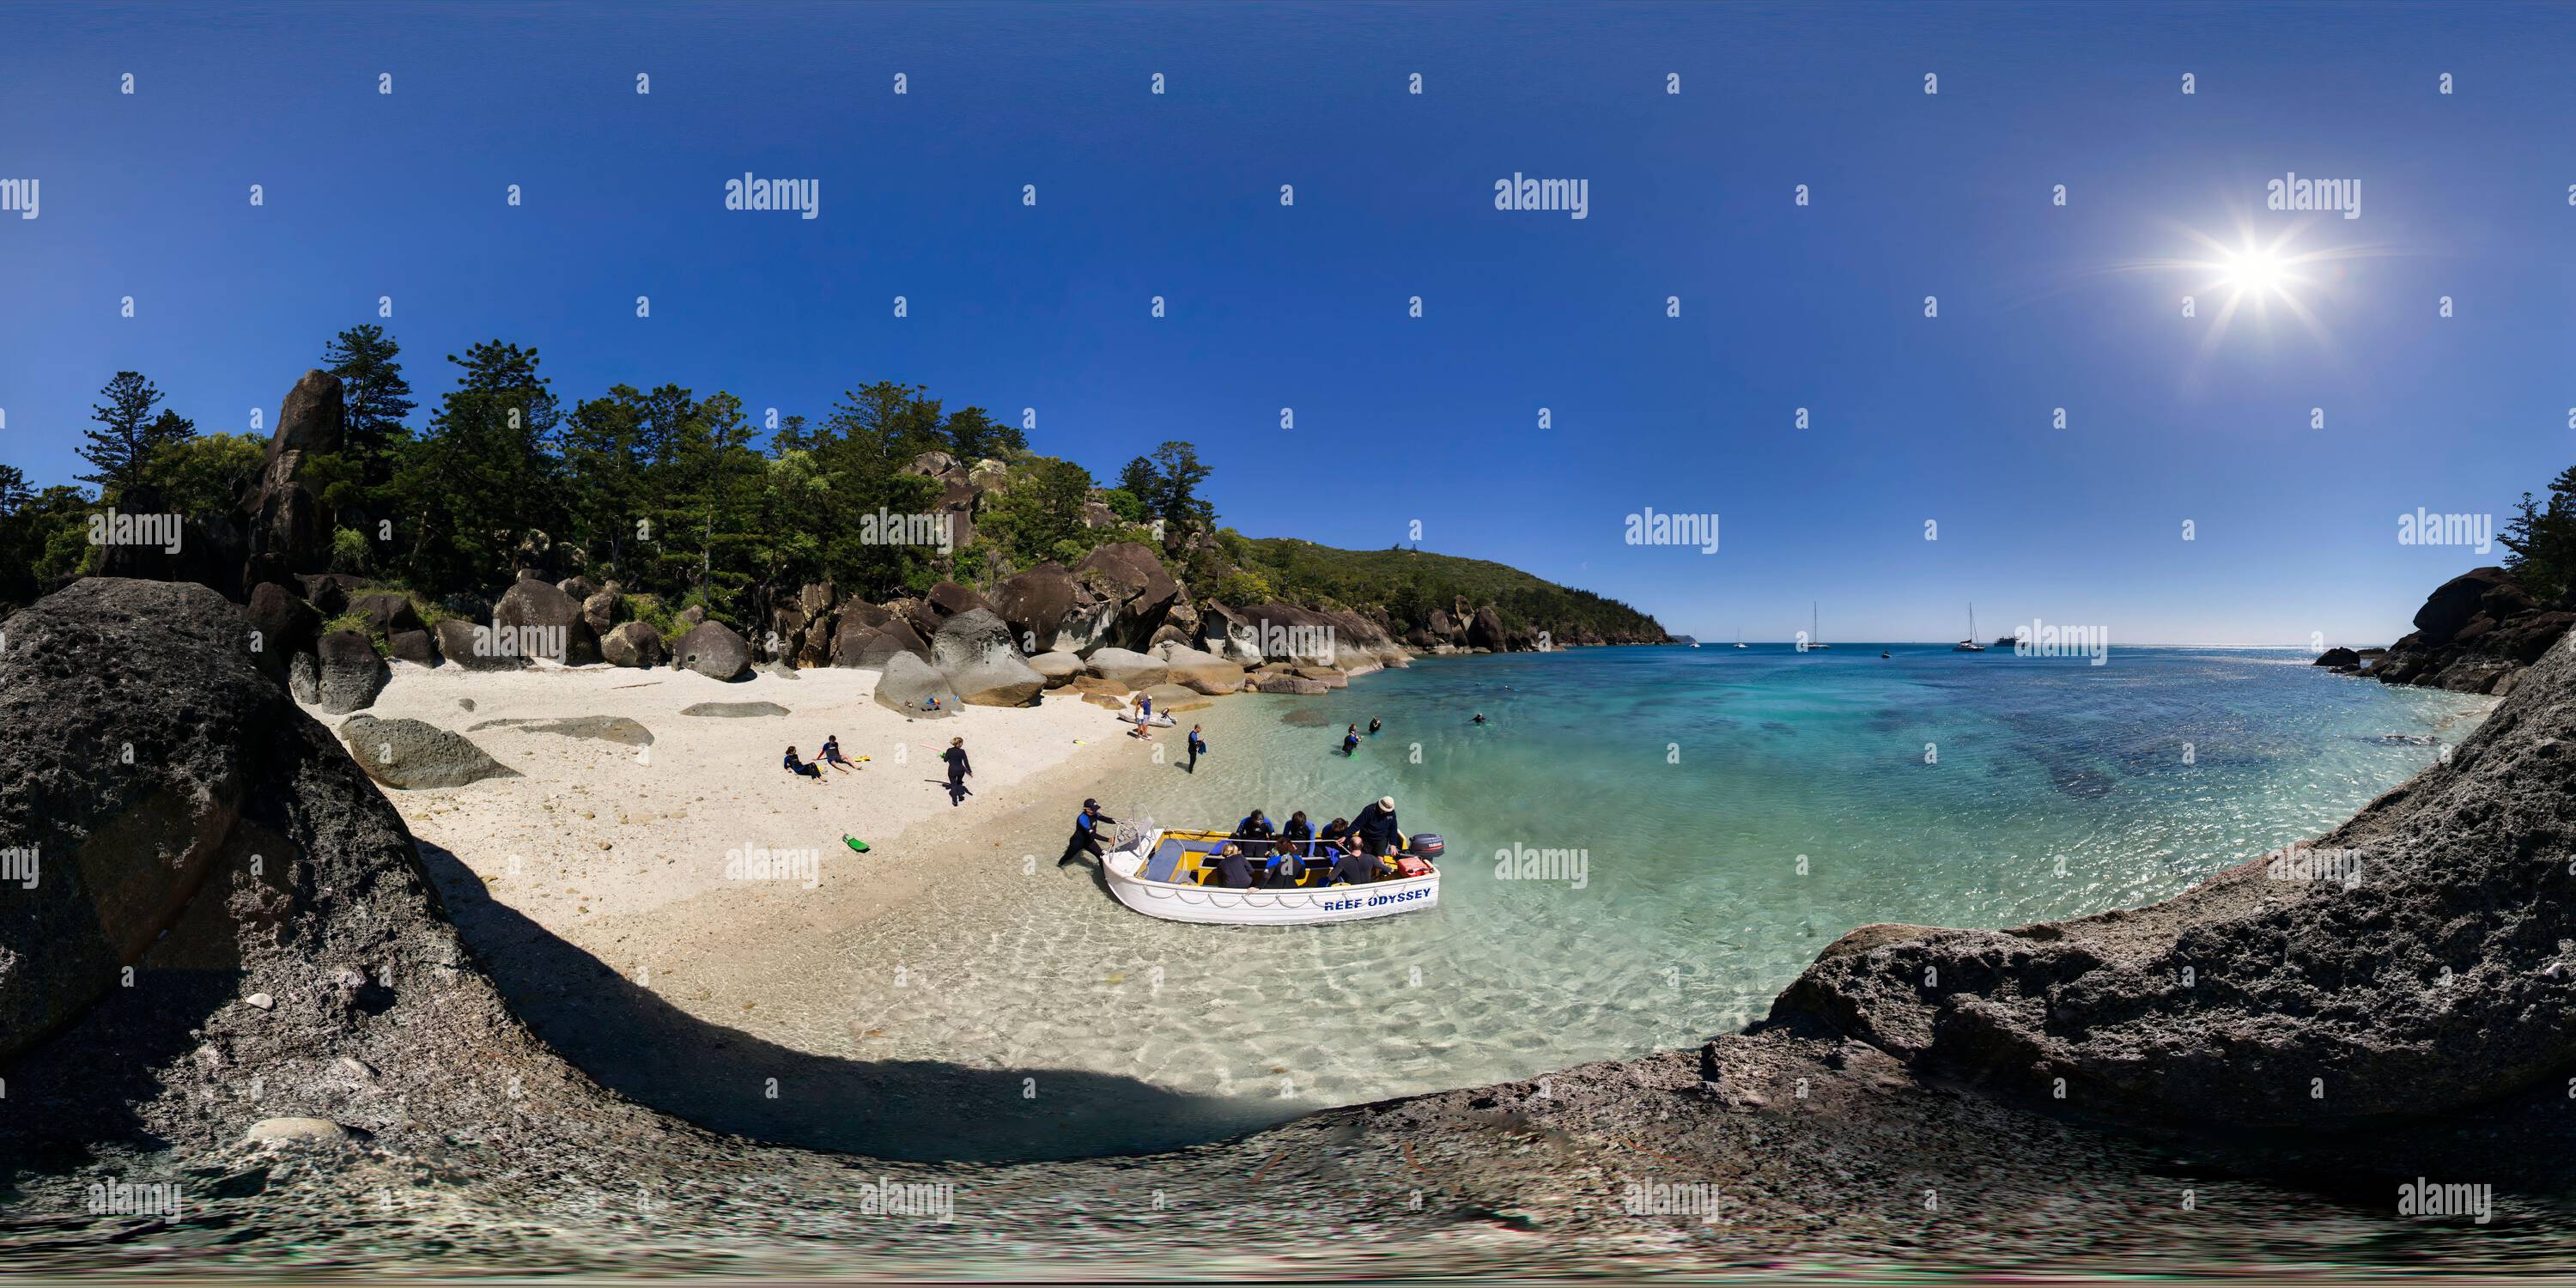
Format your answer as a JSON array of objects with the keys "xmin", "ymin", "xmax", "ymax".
[
  {"xmin": 1185, "ymin": 724, "xmax": 1206, "ymax": 772},
  {"xmin": 940, "ymin": 737, "xmax": 973, "ymax": 805},
  {"xmin": 1059, "ymin": 798, "xmax": 1116, "ymax": 868}
]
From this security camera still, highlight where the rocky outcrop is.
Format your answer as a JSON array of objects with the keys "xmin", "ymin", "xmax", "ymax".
[
  {"xmin": 315, "ymin": 630, "xmax": 388, "ymax": 714},
  {"xmin": 2365, "ymin": 566, "xmax": 2573, "ymax": 695},
  {"xmin": 1158, "ymin": 645, "xmax": 1247, "ymax": 696},
  {"xmin": 599, "ymin": 620, "xmax": 665, "ymax": 668},
  {"xmin": 235, "ymin": 370, "xmax": 343, "ymax": 597},
  {"xmin": 670, "ymin": 621, "xmax": 750, "ymax": 681},
  {"xmin": 871, "ymin": 651, "xmax": 957, "ymax": 717},
  {"xmin": 1767, "ymin": 629, "xmax": 2576, "ymax": 1126},
  {"xmin": 1073, "ymin": 543, "xmax": 1182, "ymax": 650},
  {"xmin": 829, "ymin": 603, "xmax": 932, "ymax": 668},
  {"xmin": 990, "ymin": 562, "xmax": 1084, "ymax": 653},
  {"xmin": 338, "ymin": 715, "xmax": 520, "ymax": 789},
  {"xmin": 1467, "ymin": 605, "xmax": 1509, "ymax": 651}
]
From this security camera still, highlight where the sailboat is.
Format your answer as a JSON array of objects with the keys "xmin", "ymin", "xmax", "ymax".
[
  {"xmin": 1807, "ymin": 603, "xmax": 1831, "ymax": 651},
  {"xmin": 1953, "ymin": 604, "xmax": 1987, "ymax": 653},
  {"xmin": 1734, "ymin": 629, "xmax": 1747, "ymax": 649}
]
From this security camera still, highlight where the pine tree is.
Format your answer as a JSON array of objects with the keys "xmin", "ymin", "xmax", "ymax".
[
  {"xmin": 322, "ymin": 324, "xmax": 416, "ymax": 484},
  {"xmin": 80, "ymin": 371, "xmax": 172, "ymax": 497}
]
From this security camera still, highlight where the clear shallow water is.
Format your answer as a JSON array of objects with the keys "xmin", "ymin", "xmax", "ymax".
[{"xmin": 803, "ymin": 646, "xmax": 2489, "ymax": 1155}]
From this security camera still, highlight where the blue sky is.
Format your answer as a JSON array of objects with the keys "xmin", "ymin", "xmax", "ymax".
[{"xmin": 3, "ymin": 1, "xmax": 2571, "ymax": 645}]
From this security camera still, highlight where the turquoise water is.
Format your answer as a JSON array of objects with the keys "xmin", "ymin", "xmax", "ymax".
[{"xmin": 822, "ymin": 645, "xmax": 2488, "ymax": 1154}]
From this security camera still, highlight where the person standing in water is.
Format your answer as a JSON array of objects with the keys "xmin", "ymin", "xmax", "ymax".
[
  {"xmin": 1058, "ymin": 798, "xmax": 1116, "ymax": 868},
  {"xmin": 1341, "ymin": 724, "xmax": 1362, "ymax": 756},
  {"xmin": 1185, "ymin": 723, "xmax": 1206, "ymax": 772},
  {"xmin": 1367, "ymin": 717, "xmax": 1382, "ymax": 735},
  {"xmin": 1471, "ymin": 712, "xmax": 1487, "ymax": 726},
  {"xmin": 940, "ymin": 737, "xmax": 973, "ymax": 805}
]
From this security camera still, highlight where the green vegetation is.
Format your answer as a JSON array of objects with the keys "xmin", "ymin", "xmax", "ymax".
[
  {"xmin": 1232, "ymin": 537, "xmax": 1665, "ymax": 641},
  {"xmin": 0, "ymin": 325, "xmax": 1664, "ymax": 649},
  {"xmin": 2501, "ymin": 465, "xmax": 2576, "ymax": 605}
]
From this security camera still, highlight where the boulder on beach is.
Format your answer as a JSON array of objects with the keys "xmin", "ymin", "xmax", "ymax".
[
  {"xmin": 288, "ymin": 650, "xmax": 321, "ymax": 703},
  {"xmin": 316, "ymin": 630, "xmax": 389, "ymax": 714},
  {"xmin": 1074, "ymin": 543, "xmax": 1182, "ymax": 649},
  {"xmin": 1250, "ymin": 672, "xmax": 1328, "ymax": 695},
  {"xmin": 599, "ymin": 620, "xmax": 665, "ymax": 669},
  {"xmin": 949, "ymin": 653, "xmax": 1047, "ymax": 707},
  {"xmin": 434, "ymin": 617, "xmax": 529, "ymax": 671},
  {"xmin": 339, "ymin": 714, "xmax": 521, "ymax": 789},
  {"xmin": 681, "ymin": 701, "xmax": 790, "ymax": 719},
  {"xmin": 2314, "ymin": 647, "xmax": 2361, "ymax": 671},
  {"xmin": 872, "ymin": 651, "xmax": 960, "ymax": 718},
  {"xmin": 992, "ymin": 562, "xmax": 1103, "ymax": 654},
  {"xmin": 1084, "ymin": 647, "xmax": 1169, "ymax": 689},
  {"xmin": 1027, "ymin": 651, "xmax": 1084, "ymax": 687},
  {"xmin": 670, "ymin": 621, "xmax": 750, "ymax": 681},
  {"xmin": 1139, "ymin": 682, "xmax": 1212, "ymax": 714},
  {"xmin": 1066, "ymin": 674, "xmax": 1130, "ymax": 698},
  {"xmin": 581, "ymin": 588, "xmax": 620, "ymax": 636},
  {"xmin": 245, "ymin": 581, "xmax": 321, "ymax": 682},
  {"xmin": 469, "ymin": 715, "xmax": 654, "ymax": 746},
  {"xmin": 493, "ymin": 577, "xmax": 599, "ymax": 665},
  {"xmin": 388, "ymin": 629, "xmax": 440, "ymax": 667},
  {"xmin": 349, "ymin": 592, "xmax": 423, "ymax": 637},
  {"xmin": 929, "ymin": 607, "xmax": 1018, "ymax": 674},
  {"xmin": 1161, "ymin": 645, "xmax": 1248, "ymax": 696}
]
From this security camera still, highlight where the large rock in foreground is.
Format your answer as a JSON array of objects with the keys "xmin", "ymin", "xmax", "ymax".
[
  {"xmin": 1084, "ymin": 647, "xmax": 1168, "ymax": 688},
  {"xmin": 670, "ymin": 622, "xmax": 750, "ymax": 681},
  {"xmin": 2368, "ymin": 566, "xmax": 2574, "ymax": 694},
  {"xmin": 339, "ymin": 715, "xmax": 520, "ymax": 789},
  {"xmin": 1767, "ymin": 629, "xmax": 2576, "ymax": 1127},
  {"xmin": 599, "ymin": 620, "xmax": 665, "ymax": 669}
]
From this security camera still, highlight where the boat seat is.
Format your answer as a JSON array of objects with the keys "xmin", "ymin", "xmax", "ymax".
[{"xmin": 1141, "ymin": 837, "xmax": 1197, "ymax": 884}]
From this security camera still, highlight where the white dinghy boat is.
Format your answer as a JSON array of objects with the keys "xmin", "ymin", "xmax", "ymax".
[{"xmin": 1101, "ymin": 822, "xmax": 1443, "ymax": 926}]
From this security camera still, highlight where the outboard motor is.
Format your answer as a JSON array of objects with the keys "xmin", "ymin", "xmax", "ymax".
[{"xmin": 1401, "ymin": 832, "xmax": 1444, "ymax": 860}]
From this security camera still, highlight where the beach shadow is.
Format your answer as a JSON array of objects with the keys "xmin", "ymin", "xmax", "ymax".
[{"xmin": 412, "ymin": 841, "xmax": 1281, "ymax": 1163}]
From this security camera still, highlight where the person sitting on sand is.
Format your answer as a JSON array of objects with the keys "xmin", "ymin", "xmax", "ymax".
[
  {"xmin": 1211, "ymin": 842, "xmax": 1257, "ymax": 890},
  {"xmin": 782, "ymin": 746, "xmax": 825, "ymax": 782},
  {"xmin": 819, "ymin": 735, "xmax": 857, "ymax": 773}
]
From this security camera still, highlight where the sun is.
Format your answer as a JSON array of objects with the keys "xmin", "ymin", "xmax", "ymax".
[{"xmin": 2221, "ymin": 246, "xmax": 2288, "ymax": 298}]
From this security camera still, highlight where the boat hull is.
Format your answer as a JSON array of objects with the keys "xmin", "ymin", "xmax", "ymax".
[{"xmin": 1103, "ymin": 830, "xmax": 1439, "ymax": 926}]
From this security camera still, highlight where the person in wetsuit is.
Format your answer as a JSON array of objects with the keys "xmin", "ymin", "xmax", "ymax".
[
  {"xmin": 820, "ymin": 735, "xmax": 857, "ymax": 773},
  {"xmin": 1058, "ymin": 798, "xmax": 1116, "ymax": 868},
  {"xmin": 1341, "ymin": 725, "xmax": 1362, "ymax": 756},
  {"xmin": 1231, "ymin": 809, "xmax": 1277, "ymax": 858},
  {"xmin": 1268, "ymin": 811, "xmax": 1317, "ymax": 886},
  {"xmin": 1211, "ymin": 842, "xmax": 1258, "ymax": 890},
  {"xmin": 1185, "ymin": 724, "xmax": 1206, "ymax": 771},
  {"xmin": 940, "ymin": 737, "xmax": 972, "ymax": 805},
  {"xmin": 783, "ymin": 746, "xmax": 825, "ymax": 781},
  {"xmin": 1367, "ymin": 717, "xmax": 1382, "ymax": 735},
  {"xmin": 1350, "ymin": 795, "xmax": 1401, "ymax": 861}
]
